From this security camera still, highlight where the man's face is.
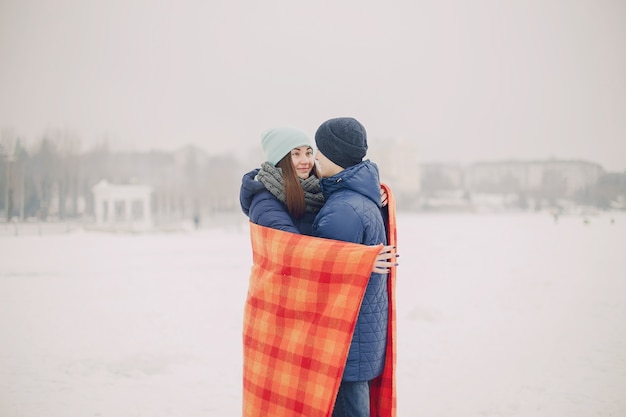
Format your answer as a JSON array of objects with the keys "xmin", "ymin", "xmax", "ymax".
[{"xmin": 314, "ymin": 150, "xmax": 341, "ymax": 178}]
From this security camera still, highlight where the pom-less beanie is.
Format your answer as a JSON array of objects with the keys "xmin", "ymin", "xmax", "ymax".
[
  {"xmin": 314, "ymin": 117, "xmax": 368, "ymax": 168},
  {"xmin": 261, "ymin": 127, "xmax": 314, "ymax": 166}
]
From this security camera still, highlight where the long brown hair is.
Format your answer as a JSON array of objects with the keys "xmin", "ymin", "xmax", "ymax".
[{"xmin": 276, "ymin": 151, "xmax": 317, "ymax": 219}]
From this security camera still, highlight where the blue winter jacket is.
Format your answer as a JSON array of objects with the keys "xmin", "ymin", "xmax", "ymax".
[
  {"xmin": 313, "ymin": 160, "xmax": 388, "ymax": 382},
  {"xmin": 239, "ymin": 169, "xmax": 316, "ymax": 235}
]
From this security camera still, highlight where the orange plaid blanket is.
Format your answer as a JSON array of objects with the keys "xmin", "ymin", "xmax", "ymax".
[{"xmin": 242, "ymin": 184, "xmax": 397, "ymax": 417}]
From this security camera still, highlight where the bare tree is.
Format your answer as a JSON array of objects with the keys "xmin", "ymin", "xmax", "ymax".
[{"xmin": 1, "ymin": 129, "xmax": 17, "ymax": 221}]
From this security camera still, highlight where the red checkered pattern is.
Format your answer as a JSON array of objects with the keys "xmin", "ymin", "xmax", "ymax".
[
  {"xmin": 370, "ymin": 183, "xmax": 397, "ymax": 417},
  {"xmin": 242, "ymin": 185, "xmax": 398, "ymax": 417}
]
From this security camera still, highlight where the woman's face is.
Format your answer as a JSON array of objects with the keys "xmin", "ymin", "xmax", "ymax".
[{"xmin": 290, "ymin": 146, "xmax": 315, "ymax": 179}]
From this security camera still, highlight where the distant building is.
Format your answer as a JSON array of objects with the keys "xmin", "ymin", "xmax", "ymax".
[
  {"xmin": 92, "ymin": 180, "xmax": 153, "ymax": 231},
  {"xmin": 465, "ymin": 160, "xmax": 604, "ymax": 197},
  {"xmin": 413, "ymin": 159, "xmax": 609, "ymax": 212}
]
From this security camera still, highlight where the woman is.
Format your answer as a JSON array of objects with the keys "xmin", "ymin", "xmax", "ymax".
[
  {"xmin": 240, "ymin": 126, "xmax": 395, "ymax": 270},
  {"xmin": 240, "ymin": 126, "xmax": 323, "ymax": 236}
]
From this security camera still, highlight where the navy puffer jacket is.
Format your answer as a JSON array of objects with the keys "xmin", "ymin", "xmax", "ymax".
[
  {"xmin": 313, "ymin": 160, "xmax": 388, "ymax": 382},
  {"xmin": 239, "ymin": 169, "xmax": 316, "ymax": 235}
]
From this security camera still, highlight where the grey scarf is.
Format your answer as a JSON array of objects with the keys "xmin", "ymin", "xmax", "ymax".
[{"xmin": 257, "ymin": 162, "xmax": 325, "ymax": 214}]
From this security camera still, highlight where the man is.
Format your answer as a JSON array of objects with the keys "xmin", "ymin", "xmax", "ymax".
[{"xmin": 313, "ymin": 117, "xmax": 389, "ymax": 417}]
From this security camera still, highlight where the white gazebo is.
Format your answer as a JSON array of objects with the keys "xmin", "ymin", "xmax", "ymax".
[{"xmin": 92, "ymin": 180, "xmax": 153, "ymax": 231}]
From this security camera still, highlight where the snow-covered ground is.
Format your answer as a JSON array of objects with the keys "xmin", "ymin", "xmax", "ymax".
[{"xmin": 1, "ymin": 212, "xmax": 625, "ymax": 417}]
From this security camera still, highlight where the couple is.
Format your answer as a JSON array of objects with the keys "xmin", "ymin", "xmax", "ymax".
[{"xmin": 239, "ymin": 117, "xmax": 398, "ymax": 417}]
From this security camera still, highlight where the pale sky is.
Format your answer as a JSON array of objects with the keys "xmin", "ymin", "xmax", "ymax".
[{"xmin": 1, "ymin": 0, "xmax": 625, "ymax": 170}]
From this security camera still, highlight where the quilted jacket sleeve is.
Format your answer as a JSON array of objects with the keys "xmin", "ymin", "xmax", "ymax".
[
  {"xmin": 240, "ymin": 169, "xmax": 300, "ymax": 234},
  {"xmin": 249, "ymin": 190, "xmax": 300, "ymax": 234}
]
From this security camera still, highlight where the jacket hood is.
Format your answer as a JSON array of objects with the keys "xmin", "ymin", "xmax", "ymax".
[{"xmin": 319, "ymin": 160, "xmax": 382, "ymax": 207}]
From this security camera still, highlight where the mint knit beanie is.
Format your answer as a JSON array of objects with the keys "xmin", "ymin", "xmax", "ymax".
[{"xmin": 261, "ymin": 127, "xmax": 313, "ymax": 166}]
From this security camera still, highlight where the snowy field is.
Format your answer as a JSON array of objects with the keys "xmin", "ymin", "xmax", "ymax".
[{"xmin": 1, "ymin": 212, "xmax": 625, "ymax": 417}]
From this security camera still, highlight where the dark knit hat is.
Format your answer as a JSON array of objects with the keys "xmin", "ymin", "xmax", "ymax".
[{"xmin": 314, "ymin": 117, "xmax": 368, "ymax": 168}]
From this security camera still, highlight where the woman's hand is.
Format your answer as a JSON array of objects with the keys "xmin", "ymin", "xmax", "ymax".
[
  {"xmin": 380, "ymin": 187, "xmax": 388, "ymax": 207},
  {"xmin": 372, "ymin": 244, "xmax": 399, "ymax": 274}
]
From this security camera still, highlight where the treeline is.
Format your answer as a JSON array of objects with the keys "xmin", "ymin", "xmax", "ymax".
[
  {"xmin": 0, "ymin": 131, "xmax": 244, "ymax": 222},
  {"xmin": 2, "ymin": 131, "xmax": 625, "ymax": 222}
]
